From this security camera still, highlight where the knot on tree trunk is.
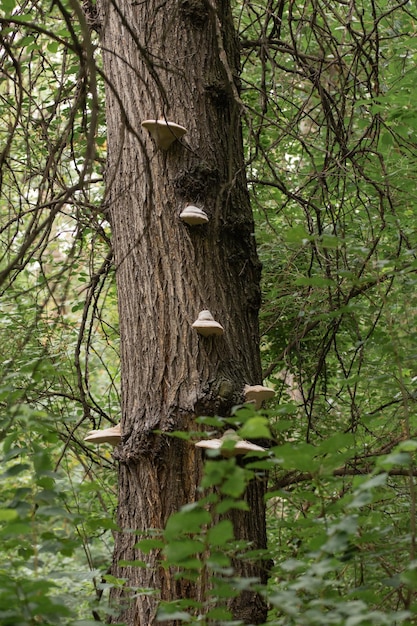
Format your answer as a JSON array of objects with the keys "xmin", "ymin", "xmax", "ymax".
[
  {"xmin": 229, "ymin": 589, "xmax": 269, "ymax": 624},
  {"xmin": 179, "ymin": 0, "xmax": 209, "ymax": 27},
  {"xmin": 173, "ymin": 162, "xmax": 220, "ymax": 203}
]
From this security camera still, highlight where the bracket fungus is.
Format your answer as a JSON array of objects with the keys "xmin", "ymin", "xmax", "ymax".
[
  {"xmin": 141, "ymin": 119, "xmax": 187, "ymax": 150},
  {"xmin": 192, "ymin": 310, "xmax": 224, "ymax": 336},
  {"xmin": 180, "ymin": 205, "xmax": 209, "ymax": 225},
  {"xmin": 84, "ymin": 424, "xmax": 121, "ymax": 446},
  {"xmin": 195, "ymin": 429, "xmax": 266, "ymax": 457},
  {"xmin": 244, "ymin": 384, "xmax": 275, "ymax": 410}
]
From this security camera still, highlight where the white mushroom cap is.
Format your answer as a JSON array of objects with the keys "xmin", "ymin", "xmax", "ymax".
[
  {"xmin": 141, "ymin": 119, "xmax": 187, "ymax": 149},
  {"xmin": 192, "ymin": 310, "xmax": 224, "ymax": 336},
  {"xmin": 180, "ymin": 205, "xmax": 209, "ymax": 225},
  {"xmin": 195, "ymin": 429, "xmax": 266, "ymax": 457},
  {"xmin": 84, "ymin": 424, "xmax": 121, "ymax": 446},
  {"xmin": 244, "ymin": 384, "xmax": 275, "ymax": 409}
]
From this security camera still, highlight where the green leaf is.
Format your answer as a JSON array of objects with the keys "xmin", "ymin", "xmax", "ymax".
[
  {"xmin": 2, "ymin": 463, "xmax": 31, "ymax": 477},
  {"xmin": 207, "ymin": 520, "xmax": 234, "ymax": 547},
  {"xmin": 222, "ymin": 465, "xmax": 248, "ymax": 497},
  {"xmin": 206, "ymin": 551, "xmax": 231, "ymax": 569},
  {"xmin": 294, "ymin": 276, "xmax": 336, "ymax": 287},
  {"xmin": 239, "ymin": 417, "xmax": 272, "ymax": 440},
  {"xmin": 134, "ymin": 538, "xmax": 165, "ymax": 553},
  {"xmin": 376, "ymin": 451, "xmax": 411, "ymax": 470},
  {"xmin": 0, "ymin": 0, "xmax": 15, "ymax": 13},
  {"xmin": 316, "ymin": 432, "xmax": 355, "ymax": 454},
  {"xmin": 164, "ymin": 504, "xmax": 211, "ymax": 541},
  {"xmin": 102, "ymin": 574, "xmax": 127, "ymax": 587},
  {"xmin": 0, "ymin": 509, "xmax": 18, "ymax": 522},
  {"xmin": 284, "ymin": 225, "xmax": 310, "ymax": 244},
  {"xmin": 205, "ymin": 606, "xmax": 233, "ymax": 620},
  {"xmin": 215, "ymin": 498, "xmax": 249, "ymax": 514},
  {"xmin": 47, "ymin": 41, "xmax": 60, "ymax": 53},
  {"xmin": 0, "ymin": 521, "xmax": 33, "ymax": 537},
  {"xmin": 156, "ymin": 600, "xmax": 197, "ymax": 622},
  {"xmin": 396, "ymin": 439, "xmax": 417, "ymax": 452},
  {"xmin": 164, "ymin": 539, "xmax": 204, "ymax": 564}
]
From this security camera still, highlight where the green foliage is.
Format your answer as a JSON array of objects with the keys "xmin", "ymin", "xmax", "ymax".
[
  {"xmin": 2, "ymin": 0, "xmax": 417, "ymax": 623},
  {"xmin": 0, "ymin": 401, "xmax": 118, "ymax": 623},
  {"xmin": 152, "ymin": 417, "xmax": 417, "ymax": 624},
  {"xmin": 154, "ymin": 450, "xmax": 259, "ymax": 623},
  {"xmin": 238, "ymin": 0, "xmax": 417, "ymax": 620},
  {"xmin": 0, "ymin": 0, "xmax": 119, "ymax": 619}
]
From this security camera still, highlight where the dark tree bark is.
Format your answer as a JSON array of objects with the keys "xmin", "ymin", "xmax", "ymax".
[{"xmin": 100, "ymin": 0, "xmax": 268, "ymax": 623}]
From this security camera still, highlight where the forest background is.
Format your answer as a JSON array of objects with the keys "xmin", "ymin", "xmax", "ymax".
[{"xmin": 2, "ymin": 0, "xmax": 417, "ymax": 624}]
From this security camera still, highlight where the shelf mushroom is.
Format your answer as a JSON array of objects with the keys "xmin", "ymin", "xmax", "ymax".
[
  {"xmin": 180, "ymin": 205, "xmax": 209, "ymax": 225},
  {"xmin": 192, "ymin": 310, "xmax": 224, "ymax": 336},
  {"xmin": 244, "ymin": 384, "xmax": 275, "ymax": 410},
  {"xmin": 84, "ymin": 424, "xmax": 121, "ymax": 446},
  {"xmin": 141, "ymin": 119, "xmax": 187, "ymax": 149},
  {"xmin": 195, "ymin": 429, "xmax": 266, "ymax": 458}
]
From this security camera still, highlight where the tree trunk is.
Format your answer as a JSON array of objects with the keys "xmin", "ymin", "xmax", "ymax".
[{"xmin": 100, "ymin": 0, "xmax": 268, "ymax": 623}]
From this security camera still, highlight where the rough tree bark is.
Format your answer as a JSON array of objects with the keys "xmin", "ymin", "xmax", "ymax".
[{"xmin": 100, "ymin": 0, "xmax": 268, "ymax": 623}]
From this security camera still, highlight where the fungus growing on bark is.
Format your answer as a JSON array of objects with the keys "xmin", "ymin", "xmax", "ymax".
[
  {"xmin": 195, "ymin": 429, "xmax": 266, "ymax": 457},
  {"xmin": 180, "ymin": 205, "xmax": 209, "ymax": 225},
  {"xmin": 84, "ymin": 424, "xmax": 121, "ymax": 446},
  {"xmin": 141, "ymin": 119, "xmax": 187, "ymax": 149},
  {"xmin": 244, "ymin": 384, "xmax": 275, "ymax": 410},
  {"xmin": 192, "ymin": 310, "xmax": 224, "ymax": 336}
]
